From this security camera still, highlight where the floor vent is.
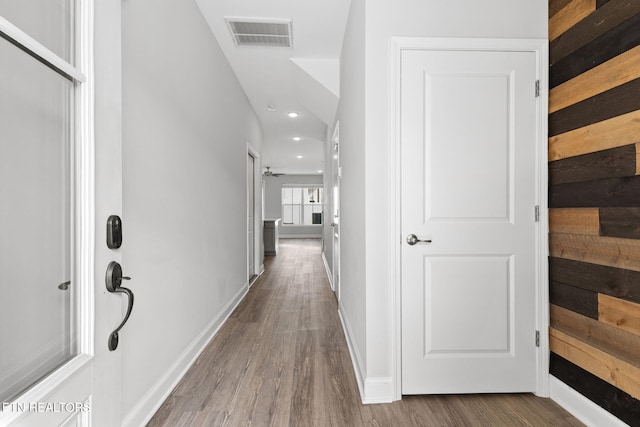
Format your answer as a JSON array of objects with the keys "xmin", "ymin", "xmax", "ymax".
[{"xmin": 226, "ymin": 18, "xmax": 293, "ymax": 48}]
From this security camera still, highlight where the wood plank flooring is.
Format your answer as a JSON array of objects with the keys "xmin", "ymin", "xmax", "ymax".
[{"xmin": 148, "ymin": 239, "xmax": 582, "ymax": 427}]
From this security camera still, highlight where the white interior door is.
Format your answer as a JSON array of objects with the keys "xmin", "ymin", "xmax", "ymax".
[
  {"xmin": 400, "ymin": 47, "xmax": 538, "ymax": 394},
  {"xmin": 0, "ymin": 1, "xmax": 122, "ymax": 425}
]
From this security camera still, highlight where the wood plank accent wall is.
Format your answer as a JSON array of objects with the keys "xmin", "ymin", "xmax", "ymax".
[{"xmin": 549, "ymin": 0, "xmax": 640, "ymax": 423}]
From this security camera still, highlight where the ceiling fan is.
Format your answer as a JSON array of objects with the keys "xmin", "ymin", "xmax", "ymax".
[{"xmin": 263, "ymin": 166, "xmax": 285, "ymax": 177}]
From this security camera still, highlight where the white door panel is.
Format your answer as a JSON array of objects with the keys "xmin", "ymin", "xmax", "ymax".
[{"xmin": 401, "ymin": 49, "xmax": 537, "ymax": 394}]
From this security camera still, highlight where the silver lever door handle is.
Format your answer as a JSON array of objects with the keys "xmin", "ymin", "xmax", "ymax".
[
  {"xmin": 406, "ymin": 234, "xmax": 432, "ymax": 245},
  {"xmin": 106, "ymin": 261, "xmax": 134, "ymax": 351}
]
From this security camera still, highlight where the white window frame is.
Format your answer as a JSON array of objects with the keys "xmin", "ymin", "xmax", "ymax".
[{"xmin": 281, "ymin": 185, "xmax": 323, "ymax": 226}]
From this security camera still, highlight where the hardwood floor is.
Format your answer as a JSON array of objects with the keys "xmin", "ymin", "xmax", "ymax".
[{"xmin": 148, "ymin": 239, "xmax": 582, "ymax": 426}]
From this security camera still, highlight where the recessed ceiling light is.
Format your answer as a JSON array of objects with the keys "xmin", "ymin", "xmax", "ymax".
[
  {"xmin": 292, "ymin": 136, "xmax": 301, "ymax": 141},
  {"xmin": 317, "ymin": 170, "xmax": 323, "ymax": 173},
  {"xmin": 288, "ymin": 112, "xmax": 299, "ymax": 118},
  {"xmin": 267, "ymin": 105, "xmax": 276, "ymax": 112},
  {"xmin": 296, "ymin": 155, "xmax": 303, "ymax": 159}
]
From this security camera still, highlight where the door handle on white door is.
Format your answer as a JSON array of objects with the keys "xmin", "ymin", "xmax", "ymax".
[
  {"xmin": 106, "ymin": 261, "xmax": 134, "ymax": 351},
  {"xmin": 406, "ymin": 234, "xmax": 432, "ymax": 245}
]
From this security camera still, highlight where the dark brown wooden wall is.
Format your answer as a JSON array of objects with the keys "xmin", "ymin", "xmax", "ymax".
[{"xmin": 549, "ymin": 1, "xmax": 640, "ymax": 424}]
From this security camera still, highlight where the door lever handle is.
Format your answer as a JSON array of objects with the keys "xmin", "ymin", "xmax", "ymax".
[
  {"xmin": 106, "ymin": 261, "xmax": 134, "ymax": 351},
  {"xmin": 406, "ymin": 234, "xmax": 432, "ymax": 245}
]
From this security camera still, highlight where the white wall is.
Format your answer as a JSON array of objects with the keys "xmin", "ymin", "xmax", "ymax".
[
  {"xmin": 338, "ymin": 0, "xmax": 547, "ymax": 400},
  {"xmin": 336, "ymin": 0, "xmax": 368, "ymax": 389},
  {"xmin": 121, "ymin": 0, "xmax": 261, "ymax": 421},
  {"xmin": 263, "ymin": 174, "xmax": 323, "ymax": 238}
]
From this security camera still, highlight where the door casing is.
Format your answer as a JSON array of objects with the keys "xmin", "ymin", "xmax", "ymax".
[
  {"xmin": 248, "ymin": 143, "xmax": 263, "ymax": 281},
  {"xmin": 389, "ymin": 37, "xmax": 549, "ymax": 400}
]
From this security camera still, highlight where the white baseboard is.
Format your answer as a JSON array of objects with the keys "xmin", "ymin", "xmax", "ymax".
[
  {"xmin": 279, "ymin": 235, "xmax": 322, "ymax": 239},
  {"xmin": 122, "ymin": 283, "xmax": 249, "ymax": 427},
  {"xmin": 338, "ymin": 306, "xmax": 366, "ymax": 402},
  {"xmin": 337, "ymin": 307, "xmax": 394, "ymax": 404},
  {"xmin": 363, "ymin": 377, "xmax": 394, "ymax": 404},
  {"xmin": 550, "ymin": 376, "xmax": 630, "ymax": 427},
  {"xmin": 321, "ymin": 251, "xmax": 334, "ymax": 291}
]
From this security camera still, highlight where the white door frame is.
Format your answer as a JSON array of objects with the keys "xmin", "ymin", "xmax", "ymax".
[
  {"xmin": 248, "ymin": 143, "xmax": 263, "ymax": 280},
  {"xmin": 389, "ymin": 37, "xmax": 549, "ymax": 400},
  {"xmin": 331, "ymin": 122, "xmax": 341, "ymax": 301}
]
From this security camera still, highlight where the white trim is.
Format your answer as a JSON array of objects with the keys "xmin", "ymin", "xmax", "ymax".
[
  {"xmin": 534, "ymin": 41, "xmax": 551, "ymax": 398},
  {"xmin": 389, "ymin": 37, "xmax": 550, "ymax": 398},
  {"xmin": 321, "ymin": 251, "xmax": 334, "ymax": 291},
  {"xmin": 0, "ymin": 16, "xmax": 85, "ymax": 82},
  {"xmin": 550, "ymin": 376, "xmax": 630, "ymax": 427},
  {"xmin": 338, "ymin": 307, "xmax": 366, "ymax": 403},
  {"xmin": 389, "ymin": 36, "xmax": 403, "ymax": 402},
  {"xmin": 338, "ymin": 308, "xmax": 393, "ymax": 403},
  {"xmin": 363, "ymin": 378, "xmax": 394, "ymax": 404},
  {"xmin": 122, "ymin": 283, "xmax": 249, "ymax": 427},
  {"xmin": 0, "ymin": 355, "xmax": 93, "ymax": 426},
  {"xmin": 78, "ymin": 0, "xmax": 96, "ymax": 360},
  {"xmin": 279, "ymin": 234, "xmax": 322, "ymax": 239},
  {"xmin": 247, "ymin": 144, "xmax": 261, "ymax": 283}
]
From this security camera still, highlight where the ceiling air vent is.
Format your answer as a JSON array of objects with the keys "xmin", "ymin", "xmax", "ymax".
[{"xmin": 226, "ymin": 17, "xmax": 293, "ymax": 48}]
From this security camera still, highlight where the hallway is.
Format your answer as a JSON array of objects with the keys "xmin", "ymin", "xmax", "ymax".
[{"xmin": 148, "ymin": 239, "xmax": 581, "ymax": 426}]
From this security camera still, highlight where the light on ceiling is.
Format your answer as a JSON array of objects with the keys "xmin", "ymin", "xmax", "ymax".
[
  {"xmin": 292, "ymin": 136, "xmax": 301, "ymax": 141},
  {"xmin": 287, "ymin": 112, "xmax": 299, "ymax": 118},
  {"xmin": 317, "ymin": 170, "xmax": 323, "ymax": 173},
  {"xmin": 296, "ymin": 155, "xmax": 303, "ymax": 159}
]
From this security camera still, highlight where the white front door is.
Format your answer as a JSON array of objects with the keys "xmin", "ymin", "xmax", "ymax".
[
  {"xmin": 401, "ymin": 46, "xmax": 539, "ymax": 394},
  {"xmin": 0, "ymin": 1, "xmax": 122, "ymax": 425}
]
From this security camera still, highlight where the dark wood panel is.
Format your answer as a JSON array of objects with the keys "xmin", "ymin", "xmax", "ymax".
[
  {"xmin": 596, "ymin": 0, "xmax": 612, "ymax": 8},
  {"xmin": 549, "ymin": 257, "xmax": 640, "ymax": 304},
  {"xmin": 551, "ymin": 304, "xmax": 640, "ymax": 364},
  {"xmin": 549, "ymin": 78, "xmax": 640, "ymax": 136},
  {"xmin": 550, "ymin": 233, "xmax": 640, "ymax": 272},
  {"xmin": 549, "ymin": 144, "xmax": 637, "ymax": 185},
  {"xmin": 551, "ymin": 0, "xmax": 640, "ymax": 63},
  {"xmin": 550, "ymin": 175, "xmax": 640, "ymax": 208},
  {"xmin": 550, "ymin": 46, "xmax": 640, "ymax": 114},
  {"xmin": 550, "ymin": 11, "xmax": 640, "ymax": 88},
  {"xmin": 550, "ymin": 0, "xmax": 573, "ymax": 18},
  {"xmin": 550, "ymin": 281, "xmax": 598, "ymax": 318},
  {"xmin": 600, "ymin": 207, "xmax": 640, "ymax": 239},
  {"xmin": 549, "ymin": 111, "xmax": 640, "ymax": 161},
  {"xmin": 550, "ymin": 0, "xmax": 596, "ymax": 41},
  {"xmin": 550, "ymin": 327, "xmax": 640, "ymax": 399},
  {"xmin": 550, "ymin": 352, "xmax": 640, "ymax": 426}
]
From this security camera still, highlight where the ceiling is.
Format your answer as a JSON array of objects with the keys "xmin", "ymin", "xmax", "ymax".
[{"xmin": 196, "ymin": 0, "xmax": 351, "ymax": 175}]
